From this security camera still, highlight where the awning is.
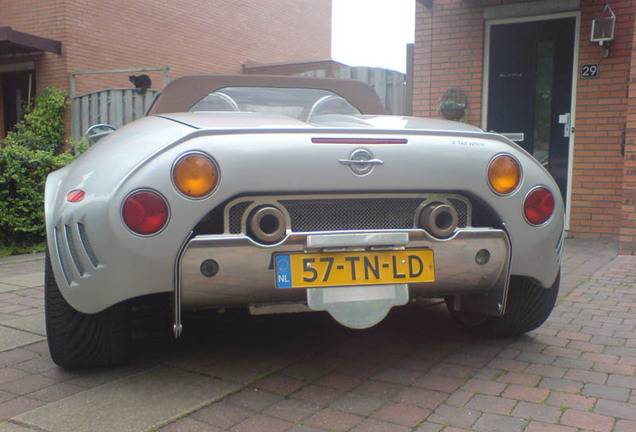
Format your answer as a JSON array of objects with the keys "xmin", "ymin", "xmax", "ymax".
[{"xmin": 0, "ymin": 27, "xmax": 61, "ymax": 55}]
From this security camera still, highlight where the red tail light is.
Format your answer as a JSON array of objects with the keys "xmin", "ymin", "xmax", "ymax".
[
  {"xmin": 524, "ymin": 187, "xmax": 555, "ymax": 225},
  {"xmin": 122, "ymin": 190, "xmax": 169, "ymax": 235}
]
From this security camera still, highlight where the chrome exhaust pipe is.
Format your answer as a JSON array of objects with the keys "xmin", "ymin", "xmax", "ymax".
[
  {"xmin": 418, "ymin": 202, "xmax": 458, "ymax": 239},
  {"xmin": 248, "ymin": 206, "xmax": 287, "ymax": 244}
]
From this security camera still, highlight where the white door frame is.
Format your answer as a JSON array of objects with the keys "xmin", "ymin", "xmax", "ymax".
[{"xmin": 481, "ymin": 11, "xmax": 581, "ymax": 231}]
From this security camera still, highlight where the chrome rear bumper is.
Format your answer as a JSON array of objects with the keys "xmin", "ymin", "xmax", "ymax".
[{"xmin": 177, "ymin": 228, "xmax": 511, "ymax": 314}]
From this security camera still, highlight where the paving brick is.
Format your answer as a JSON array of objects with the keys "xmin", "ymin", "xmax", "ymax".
[
  {"xmin": 465, "ymin": 394, "xmax": 515, "ymax": 415},
  {"xmin": 158, "ymin": 418, "xmax": 220, "ymax": 432},
  {"xmin": 354, "ymin": 380, "xmax": 403, "ymax": 399},
  {"xmin": 0, "ymin": 397, "xmax": 44, "ymax": 421},
  {"xmin": 373, "ymin": 368, "xmax": 421, "ymax": 386},
  {"xmin": 561, "ymin": 409, "xmax": 615, "ymax": 432},
  {"xmin": 227, "ymin": 387, "xmax": 284, "ymax": 411},
  {"xmin": 292, "ymin": 385, "xmax": 342, "ymax": 407},
  {"xmin": 232, "ymin": 414, "xmax": 293, "ymax": 432},
  {"xmin": 414, "ymin": 374, "xmax": 463, "ymax": 392},
  {"xmin": 461, "ymin": 378, "xmax": 506, "ymax": 396},
  {"xmin": 472, "ymin": 413, "xmax": 527, "ymax": 432},
  {"xmin": 538, "ymin": 377, "xmax": 583, "ymax": 393},
  {"xmin": 0, "ymin": 368, "xmax": 28, "ymax": 385},
  {"xmin": 391, "ymin": 387, "xmax": 447, "ymax": 410},
  {"xmin": 315, "ymin": 373, "xmax": 364, "ymax": 392},
  {"xmin": 255, "ymin": 374, "xmax": 306, "ymax": 396},
  {"xmin": 564, "ymin": 369, "xmax": 607, "ymax": 384},
  {"xmin": 191, "ymin": 401, "xmax": 255, "ymax": 429},
  {"xmin": 372, "ymin": 402, "xmax": 431, "ymax": 427},
  {"xmin": 582, "ymin": 383, "xmax": 630, "ymax": 401},
  {"xmin": 350, "ymin": 418, "xmax": 410, "ymax": 432},
  {"xmin": 487, "ymin": 358, "xmax": 528, "ymax": 372},
  {"xmin": 262, "ymin": 398, "xmax": 320, "ymax": 423},
  {"xmin": 501, "ymin": 385, "xmax": 550, "ymax": 403},
  {"xmin": 594, "ymin": 399, "xmax": 636, "ymax": 421},
  {"xmin": 330, "ymin": 393, "xmax": 385, "ymax": 416},
  {"xmin": 524, "ymin": 422, "xmax": 577, "ymax": 432},
  {"xmin": 303, "ymin": 407, "xmax": 363, "ymax": 431},
  {"xmin": 426, "ymin": 404, "xmax": 480, "ymax": 428},
  {"xmin": 510, "ymin": 401, "xmax": 562, "ymax": 423},
  {"xmin": 615, "ymin": 419, "xmax": 636, "ymax": 432},
  {"xmin": 427, "ymin": 363, "xmax": 476, "ymax": 379},
  {"xmin": 607, "ymin": 373, "xmax": 636, "ymax": 389},
  {"xmin": 496, "ymin": 371, "xmax": 540, "ymax": 386},
  {"xmin": 545, "ymin": 392, "xmax": 596, "ymax": 411},
  {"xmin": 0, "ymin": 375, "xmax": 56, "ymax": 395},
  {"xmin": 444, "ymin": 389, "xmax": 474, "ymax": 407},
  {"xmin": 525, "ymin": 364, "xmax": 566, "ymax": 378}
]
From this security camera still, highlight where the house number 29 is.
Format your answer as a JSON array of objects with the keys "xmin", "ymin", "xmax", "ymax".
[{"xmin": 581, "ymin": 63, "xmax": 599, "ymax": 79}]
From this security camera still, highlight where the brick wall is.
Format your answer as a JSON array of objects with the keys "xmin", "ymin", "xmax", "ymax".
[
  {"xmin": 0, "ymin": 0, "xmax": 331, "ymax": 95},
  {"xmin": 414, "ymin": 0, "xmax": 635, "ymax": 242}
]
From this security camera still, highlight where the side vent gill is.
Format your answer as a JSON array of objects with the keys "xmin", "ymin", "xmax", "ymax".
[
  {"xmin": 78, "ymin": 223, "xmax": 99, "ymax": 267},
  {"xmin": 65, "ymin": 225, "xmax": 84, "ymax": 276},
  {"xmin": 54, "ymin": 227, "xmax": 73, "ymax": 285}
]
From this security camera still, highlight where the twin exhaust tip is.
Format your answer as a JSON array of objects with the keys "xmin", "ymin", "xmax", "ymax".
[
  {"xmin": 248, "ymin": 206, "xmax": 287, "ymax": 244},
  {"xmin": 418, "ymin": 202, "xmax": 458, "ymax": 239},
  {"xmin": 247, "ymin": 202, "xmax": 458, "ymax": 245}
]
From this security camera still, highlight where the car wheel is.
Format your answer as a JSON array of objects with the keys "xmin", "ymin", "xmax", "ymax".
[
  {"xmin": 446, "ymin": 273, "xmax": 560, "ymax": 338},
  {"xmin": 45, "ymin": 250, "xmax": 131, "ymax": 369}
]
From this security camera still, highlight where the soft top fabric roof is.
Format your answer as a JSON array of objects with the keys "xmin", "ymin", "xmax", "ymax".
[
  {"xmin": 0, "ymin": 27, "xmax": 61, "ymax": 55},
  {"xmin": 148, "ymin": 74, "xmax": 387, "ymax": 116}
]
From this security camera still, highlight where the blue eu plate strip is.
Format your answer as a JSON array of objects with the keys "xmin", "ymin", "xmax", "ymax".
[{"xmin": 275, "ymin": 254, "xmax": 292, "ymax": 288}]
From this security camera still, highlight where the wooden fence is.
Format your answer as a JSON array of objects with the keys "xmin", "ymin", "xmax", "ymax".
[
  {"xmin": 71, "ymin": 89, "xmax": 158, "ymax": 139},
  {"xmin": 297, "ymin": 66, "xmax": 406, "ymax": 115}
]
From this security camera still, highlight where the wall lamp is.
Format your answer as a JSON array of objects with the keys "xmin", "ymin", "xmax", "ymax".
[{"xmin": 591, "ymin": 3, "xmax": 615, "ymax": 58}]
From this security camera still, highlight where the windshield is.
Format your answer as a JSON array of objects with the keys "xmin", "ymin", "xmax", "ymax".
[{"xmin": 189, "ymin": 86, "xmax": 360, "ymax": 121}]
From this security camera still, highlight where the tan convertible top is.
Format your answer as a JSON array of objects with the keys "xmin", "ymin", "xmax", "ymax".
[{"xmin": 148, "ymin": 74, "xmax": 387, "ymax": 116}]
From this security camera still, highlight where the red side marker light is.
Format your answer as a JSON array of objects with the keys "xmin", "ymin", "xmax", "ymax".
[{"xmin": 67, "ymin": 190, "xmax": 85, "ymax": 203}]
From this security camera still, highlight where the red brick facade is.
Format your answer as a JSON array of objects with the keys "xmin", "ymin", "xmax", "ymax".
[
  {"xmin": 0, "ymin": 0, "xmax": 331, "ymax": 94},
  {"xmin": 414, "ymin": 0, "xmax": 636, "ymax": 252}
]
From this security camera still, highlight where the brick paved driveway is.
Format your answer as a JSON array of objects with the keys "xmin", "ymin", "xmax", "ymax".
[{"xmin": 0, "ymin": 238, "xmax": 633, "ymax": 432}]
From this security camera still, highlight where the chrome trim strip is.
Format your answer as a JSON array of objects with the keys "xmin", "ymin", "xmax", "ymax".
[
  {"xmin": 307, "ymin": 232, "xmax": 409, "ymax": 248},
  {"xmin": 338, "ymin": 158, "xmax": 384, "ymax": 166}
]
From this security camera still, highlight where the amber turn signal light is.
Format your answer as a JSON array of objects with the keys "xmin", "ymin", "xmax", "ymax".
[
  {"xmin": 172, "ymin": 153, "xmax": 219, "ymax": 199},
  {"xmin": 488, "ymin": 154, "xmax": 521, "ymax": 195}
]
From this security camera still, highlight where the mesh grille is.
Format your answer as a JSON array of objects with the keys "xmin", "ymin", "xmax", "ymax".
[
  {"xmin": 280, "ymin": 198, "xmax": 424, "ymax": 232},
  {"xmin": 78, "ymin": 223, "xmax": 99, "ymax": 267},
  {"xmin": 65, "ymin": 225, "xmax": 85, "ymax": 276},
  {"xmin": 449, "ymin": 198, "xmax": 468, "ymax": 228},
  {"xmin": 229, "ymin": 201, "xmax": 253, "ymax": 234},
  {"xmin": 225, "ymin": 195, "xmax": 470, "ymax": 234}
]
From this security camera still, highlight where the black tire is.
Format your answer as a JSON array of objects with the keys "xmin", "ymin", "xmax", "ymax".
[
  {"xmin": 446, "ymin": 273, "xmax": 560, "ymax": 338},
  {"xmin": 45, "ymin": 250, "xmax": 131, "ymax": 369}
]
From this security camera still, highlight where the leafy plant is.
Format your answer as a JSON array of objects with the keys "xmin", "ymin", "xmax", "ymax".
[
  {"xmin": 3, "ymin": 87, "xmax": 68, "ymax": 153},
  {"xmin": 0, "ymin": 87, "xmax": 78, "ymax": 248}
]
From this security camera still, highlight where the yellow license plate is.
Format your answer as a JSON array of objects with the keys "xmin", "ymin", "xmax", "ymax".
[{"xmin": 274, "ymin": 249, "xmax": 435, "ymax": 289}]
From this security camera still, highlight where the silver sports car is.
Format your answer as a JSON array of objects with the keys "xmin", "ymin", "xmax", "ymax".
[{"xmin": 45, "ymin": 75, "xmax": 563, "ymax": 368}]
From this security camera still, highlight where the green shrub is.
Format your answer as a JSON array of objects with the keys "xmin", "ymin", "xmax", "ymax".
[
  {"xmin": 4, "ymin": 87, "xmax": 68, "ymax": 153},
  {"xmin": 0, "ymin": 87, "xmax": 78, "ymax": 248},
  {"xmin": 0, "ymin": 144, "xmax": 74, "ymax": 246}
]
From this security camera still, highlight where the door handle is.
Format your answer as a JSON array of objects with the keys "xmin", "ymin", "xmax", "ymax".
[{"xmin": 558, "ymin": 113, "xmax": 571, "ymax": 138}]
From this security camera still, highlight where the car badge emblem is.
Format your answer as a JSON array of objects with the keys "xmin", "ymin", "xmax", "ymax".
[{"xmin": 339, "ymin": 148, "xmax": 383, "ymax": 175}]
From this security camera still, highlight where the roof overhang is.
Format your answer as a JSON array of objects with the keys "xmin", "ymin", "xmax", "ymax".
[{"xmin": 0, "ymin": 27, "xmax": 61, "ymax": 55}]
